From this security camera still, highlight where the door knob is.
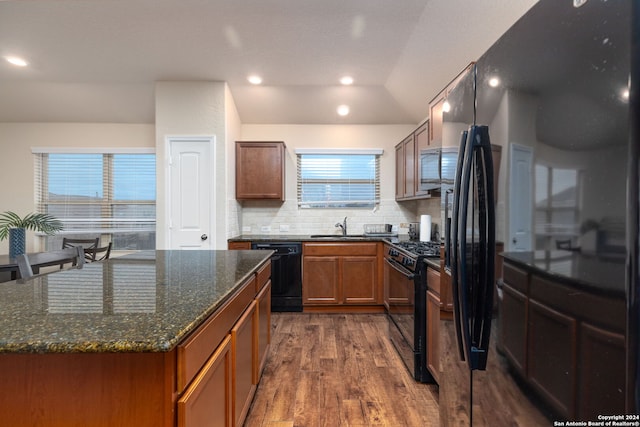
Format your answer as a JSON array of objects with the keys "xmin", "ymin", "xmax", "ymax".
[
  {"xmin": 512, "ymin": 238, "xmax": 517, "ymax": 244},
  {"xmin": 201, "ymin": 234, "xmax": 208, "ymax": 241}
]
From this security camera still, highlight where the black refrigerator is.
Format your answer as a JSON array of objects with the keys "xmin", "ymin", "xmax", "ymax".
[{"xmin": 439, "ymin": 0, "xmax": 639, "ymax": 424}]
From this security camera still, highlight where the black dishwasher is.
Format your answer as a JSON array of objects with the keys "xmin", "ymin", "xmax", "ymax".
[{"xmin": 251, "ymin": 242, "xmax": 302, "ymax": 312}]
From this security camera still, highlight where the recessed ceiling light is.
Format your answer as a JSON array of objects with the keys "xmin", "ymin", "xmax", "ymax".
[
  {"xmin": 337, "ymin": 105, "xmax": 350, "ymax": 116},
  {"xmin": 340, "ymin": 76, "xmax": 354, "ymax": 85},
  {"xmin": 488, "ymin": 77, "xmax": 500, "ymax": 88},
  {"xmin": 247, "ymin": 75, "xmax": 262, "ymax": 85},
  {"xmin": 5, "ymin": 56, "xmax": 28, "ymax": 67}
]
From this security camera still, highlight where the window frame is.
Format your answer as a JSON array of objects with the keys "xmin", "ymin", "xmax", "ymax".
[
  {"xmin": 33, "ymin": 147, "xmax": 156, "ymax": 251},
  {"xmin": 295, "ymin": 148, "xmax": 382, "ymax": 209},
  {"xmin": 534, "ymin": 162, "xmax": 583, "ymax": 250}
]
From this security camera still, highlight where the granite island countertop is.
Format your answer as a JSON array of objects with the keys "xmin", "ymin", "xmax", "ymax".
[
  {"xmin": 501, "ymin": 250, "xmax": 625, "ymax": 298},
  {"xmin": 0, "ymin": 249, "xmax": 272, "ymax": 354}
]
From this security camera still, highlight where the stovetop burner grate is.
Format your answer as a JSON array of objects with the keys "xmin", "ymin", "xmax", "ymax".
[{"xmin": 394, "ymin": 241, "xmax": 441, "ymax": 257}]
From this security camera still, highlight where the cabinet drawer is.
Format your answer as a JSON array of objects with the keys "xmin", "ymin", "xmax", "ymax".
[
  {"xmin": 255, "ymin": 260, "xmax": 271, "ymax": 293},
  {"xmin": 228, "ymin": 241, "xmax": 251, "ymax": 250},
  {"xmin": 303, "ymin": 242, "xmax": 378, "ymax": 256},
  {"xmin": 177, "ymin": 275, "xmax": 256, "ymax": 393}
]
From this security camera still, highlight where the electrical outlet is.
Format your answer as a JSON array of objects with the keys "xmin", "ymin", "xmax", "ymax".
[
  {"xmin": 261, "ymin": 226, "xmax": 271, "ymax": 233},
  {"xmin": 279, "ymin": 224, "xmax": 290, "ymax": 232},
  {"xmin": 400, "ymin": 223, "xmax": 409, "ymax": 228},
  {"xmin": 242, "ymin": 226, "xmax": 251, "ymax": 233}
]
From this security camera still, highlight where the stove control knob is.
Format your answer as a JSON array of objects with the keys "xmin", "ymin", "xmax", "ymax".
[{"xmin": 389, "ymin": 249, "xmax": 398, "ymax": 257}]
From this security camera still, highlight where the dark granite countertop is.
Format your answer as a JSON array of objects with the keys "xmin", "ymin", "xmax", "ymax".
[
  {"xmin": 228, "ymin": 234, "xmax": 401, "ymax": 242},
  {"xmin": 501, "ymin": 250, "xmax": 625, "ymax": 298},
  {"xmin": 0, "ymin": 250, "xmax": 272, "ymax": 354},
  {"xmin": 230, "ymin": 234, "xmax": 443, "ymax": 271}
]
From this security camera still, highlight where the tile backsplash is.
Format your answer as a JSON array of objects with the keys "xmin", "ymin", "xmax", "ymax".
[{"xmin": 230, "ymin": 197, "xmax": 442, "ymax": 239}]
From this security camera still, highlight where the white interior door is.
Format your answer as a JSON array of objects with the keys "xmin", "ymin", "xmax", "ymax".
[
  {"xmin": 168, "ymin": 136, "xmax": 215, "ymax": 249},
  {"xmin": 509, "ymin": 143, "xmax": 533, "ymax": 251}
]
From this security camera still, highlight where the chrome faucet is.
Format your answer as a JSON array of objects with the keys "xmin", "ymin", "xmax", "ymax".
[{"xmin": 335, "ymin": 217, "xmax": 347, "ymax": 236}]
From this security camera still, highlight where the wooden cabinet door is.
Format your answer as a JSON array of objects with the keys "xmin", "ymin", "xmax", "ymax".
[
  {"xmin": 342, "ymin": 256, "xmax": 378, "ymax": 304},
  {"xmin": 577, "ymin": 322, "xmax": 625, "ymax": 420},
  {"xmin": 395, "ymin": 142, "xmax": 404, "ymax": 200},
  {"xmin": 429, "ymin": 96, "xmax": 444, "ymax": 147},
  {"xmin": 426, "ymin": 290, "xmax": 440, "ymax": 383},
  {"xmin": 498, "ymin": 283, "xmax": 527, "ymax": 374},
  {"xmin": 178, "ymin": 335, "xmax": 233, "ymax": 427},
  {"xmin": 527, "ymin": 299, "xmax": 577, "ymax": 419},
  {"xmin": 255, "ymin": 280, "xmax": 271, "ymax": 382},
  {"xmin": 232, "ymin": 301, "xmax": 257, "ymax": 427},
  {"xmin": 402, "ymin": 134, "xmax": 415, "ymax": 198},
  {"xmin": 414, "ymin": 122, "xmax": 430, "ymax": 197},
  {"xmin": 236, "ymin": 141, "xmax": 285, "ymax": 200},
  {"xmin": 303, "ymin": 256, "xmax": 340, "ymax": 304}
]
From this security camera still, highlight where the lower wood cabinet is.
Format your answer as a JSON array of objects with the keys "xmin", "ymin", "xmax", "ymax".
[
  {"xmin": 499, "ymin": 259, "xmax": 625, "ymax": 421},
  {"xmin": 426, "ymin": 289, "xmax": 440, "ymax": 383},
  {"xmin": 342, "ymin": 256, "xmax": 378, "ymax": 304},
  {"xmin": 232, "ymin": 300, "xmax": 257, "ymax": 427},
  {"xmin": 303, "ymin": 256, "xmax": 340, "ymax": 304},
  {"xmin": 527, "ymin": 299, "xmax": 577, "ymax": 418},
  {"xmin": 499, "ymin": 282, "xmax": 527, "ymax": 373},
  {"xmin": 302, "ymin": 242, "xmax": 381, "ymax": 309},
  {"xmin": 181, "ymin": 261, "xmax": 271, "ymax": 427},
  {"xmin": 178, "ymin": 336, "xmax": 233, "ymax": 427},
  {"xmin": 256, "ymin": 280, "xmax": 272, "ymax": 382}
]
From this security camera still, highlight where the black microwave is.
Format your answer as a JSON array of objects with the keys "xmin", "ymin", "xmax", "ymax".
[{"xmin": 419, "ymin": 147, "xmax": 458, "ymax": 191}]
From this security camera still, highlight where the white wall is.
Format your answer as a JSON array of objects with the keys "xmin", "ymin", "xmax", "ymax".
[
  {"xmin": 155, "ymin": 81, "xmax": 228, "ymax": 249},
  {"xmin": 238, "ymin": 124, "xmax": 422, "ymax": 236},
  {"xmin": 0, "ymin": 123, "xmax": 154, "ymax": 254},
  {"xmin": 224, "ymin": 84, "xmax": 243, "ymax": 239}
]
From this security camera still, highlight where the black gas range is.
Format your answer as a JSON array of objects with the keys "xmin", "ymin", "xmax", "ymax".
[
  {"xmin": 391, "ymin": 240, "xmax": 441, "ymax": 260},
  {"xmin": 385, "ymin": 239, "xmax": 441, "ymax": 383}
]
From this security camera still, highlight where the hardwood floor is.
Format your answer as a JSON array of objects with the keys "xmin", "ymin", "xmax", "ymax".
[{"xmin": 244, "ymin": 313, "xmax": 439, "ymax": 427}]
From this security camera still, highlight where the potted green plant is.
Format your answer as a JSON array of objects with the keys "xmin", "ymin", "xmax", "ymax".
[{"xmin": 0, "ymin": 211, "xmax": 63, "ymax": 258}]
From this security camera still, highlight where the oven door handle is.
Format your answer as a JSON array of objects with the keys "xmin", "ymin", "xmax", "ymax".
[{"xmin": 384, "ymin": 257, "xmax": 415, "ymax": 280}]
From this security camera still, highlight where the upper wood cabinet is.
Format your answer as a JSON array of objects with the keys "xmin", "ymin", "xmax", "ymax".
[
  {"xmin": 236, "ymin": 141, "xmax": 285, "ymax": 201},
  {"xmin": 413, "ymin": 122, "xmax": 431, "ymax": 198},
  {"xmin": 428, "ymin": 63, "xmax": 474, "ymax": 149},
  {"xmin": 395, "ymin": 122, "xmax": 426, "ymax": 201},
  {"xmin": 428, "ymin": 97, "xmax": 444, "ymax": 148},
  {"xmin": 395, "ymin": 142, "xmax": 405, "ymax": 200},
  {"xmin": 397, "ymin": 133, "xmax": 416, "ymax": 199}
]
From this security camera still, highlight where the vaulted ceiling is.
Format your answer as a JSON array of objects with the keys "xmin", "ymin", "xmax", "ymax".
[{"xmin": 0, "ymin": 0, "xmax": 537, "ymax": 125}]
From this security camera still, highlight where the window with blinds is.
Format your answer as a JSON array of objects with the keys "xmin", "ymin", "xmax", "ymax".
[
  {"xmin": 34, "ymin": 150, "xmax": 156, "ymax": 250},
  {"xmin": 296, "ymin": 149, "xmax": 381, "ymax": 208}
]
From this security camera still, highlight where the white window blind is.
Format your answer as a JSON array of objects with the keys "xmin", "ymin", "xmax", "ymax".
[
  {"xmin": 34, "ymin": 151, "xmax": 156, "ymax": 250},
  {"xmin": 296, "ymin": 150, "xmax": 381, "ymax": 208}
]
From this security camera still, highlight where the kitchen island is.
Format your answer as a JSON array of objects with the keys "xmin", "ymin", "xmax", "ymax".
[{"xmin": 0, "ymin": 250, "xmax": 273, "ymax": 427}]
